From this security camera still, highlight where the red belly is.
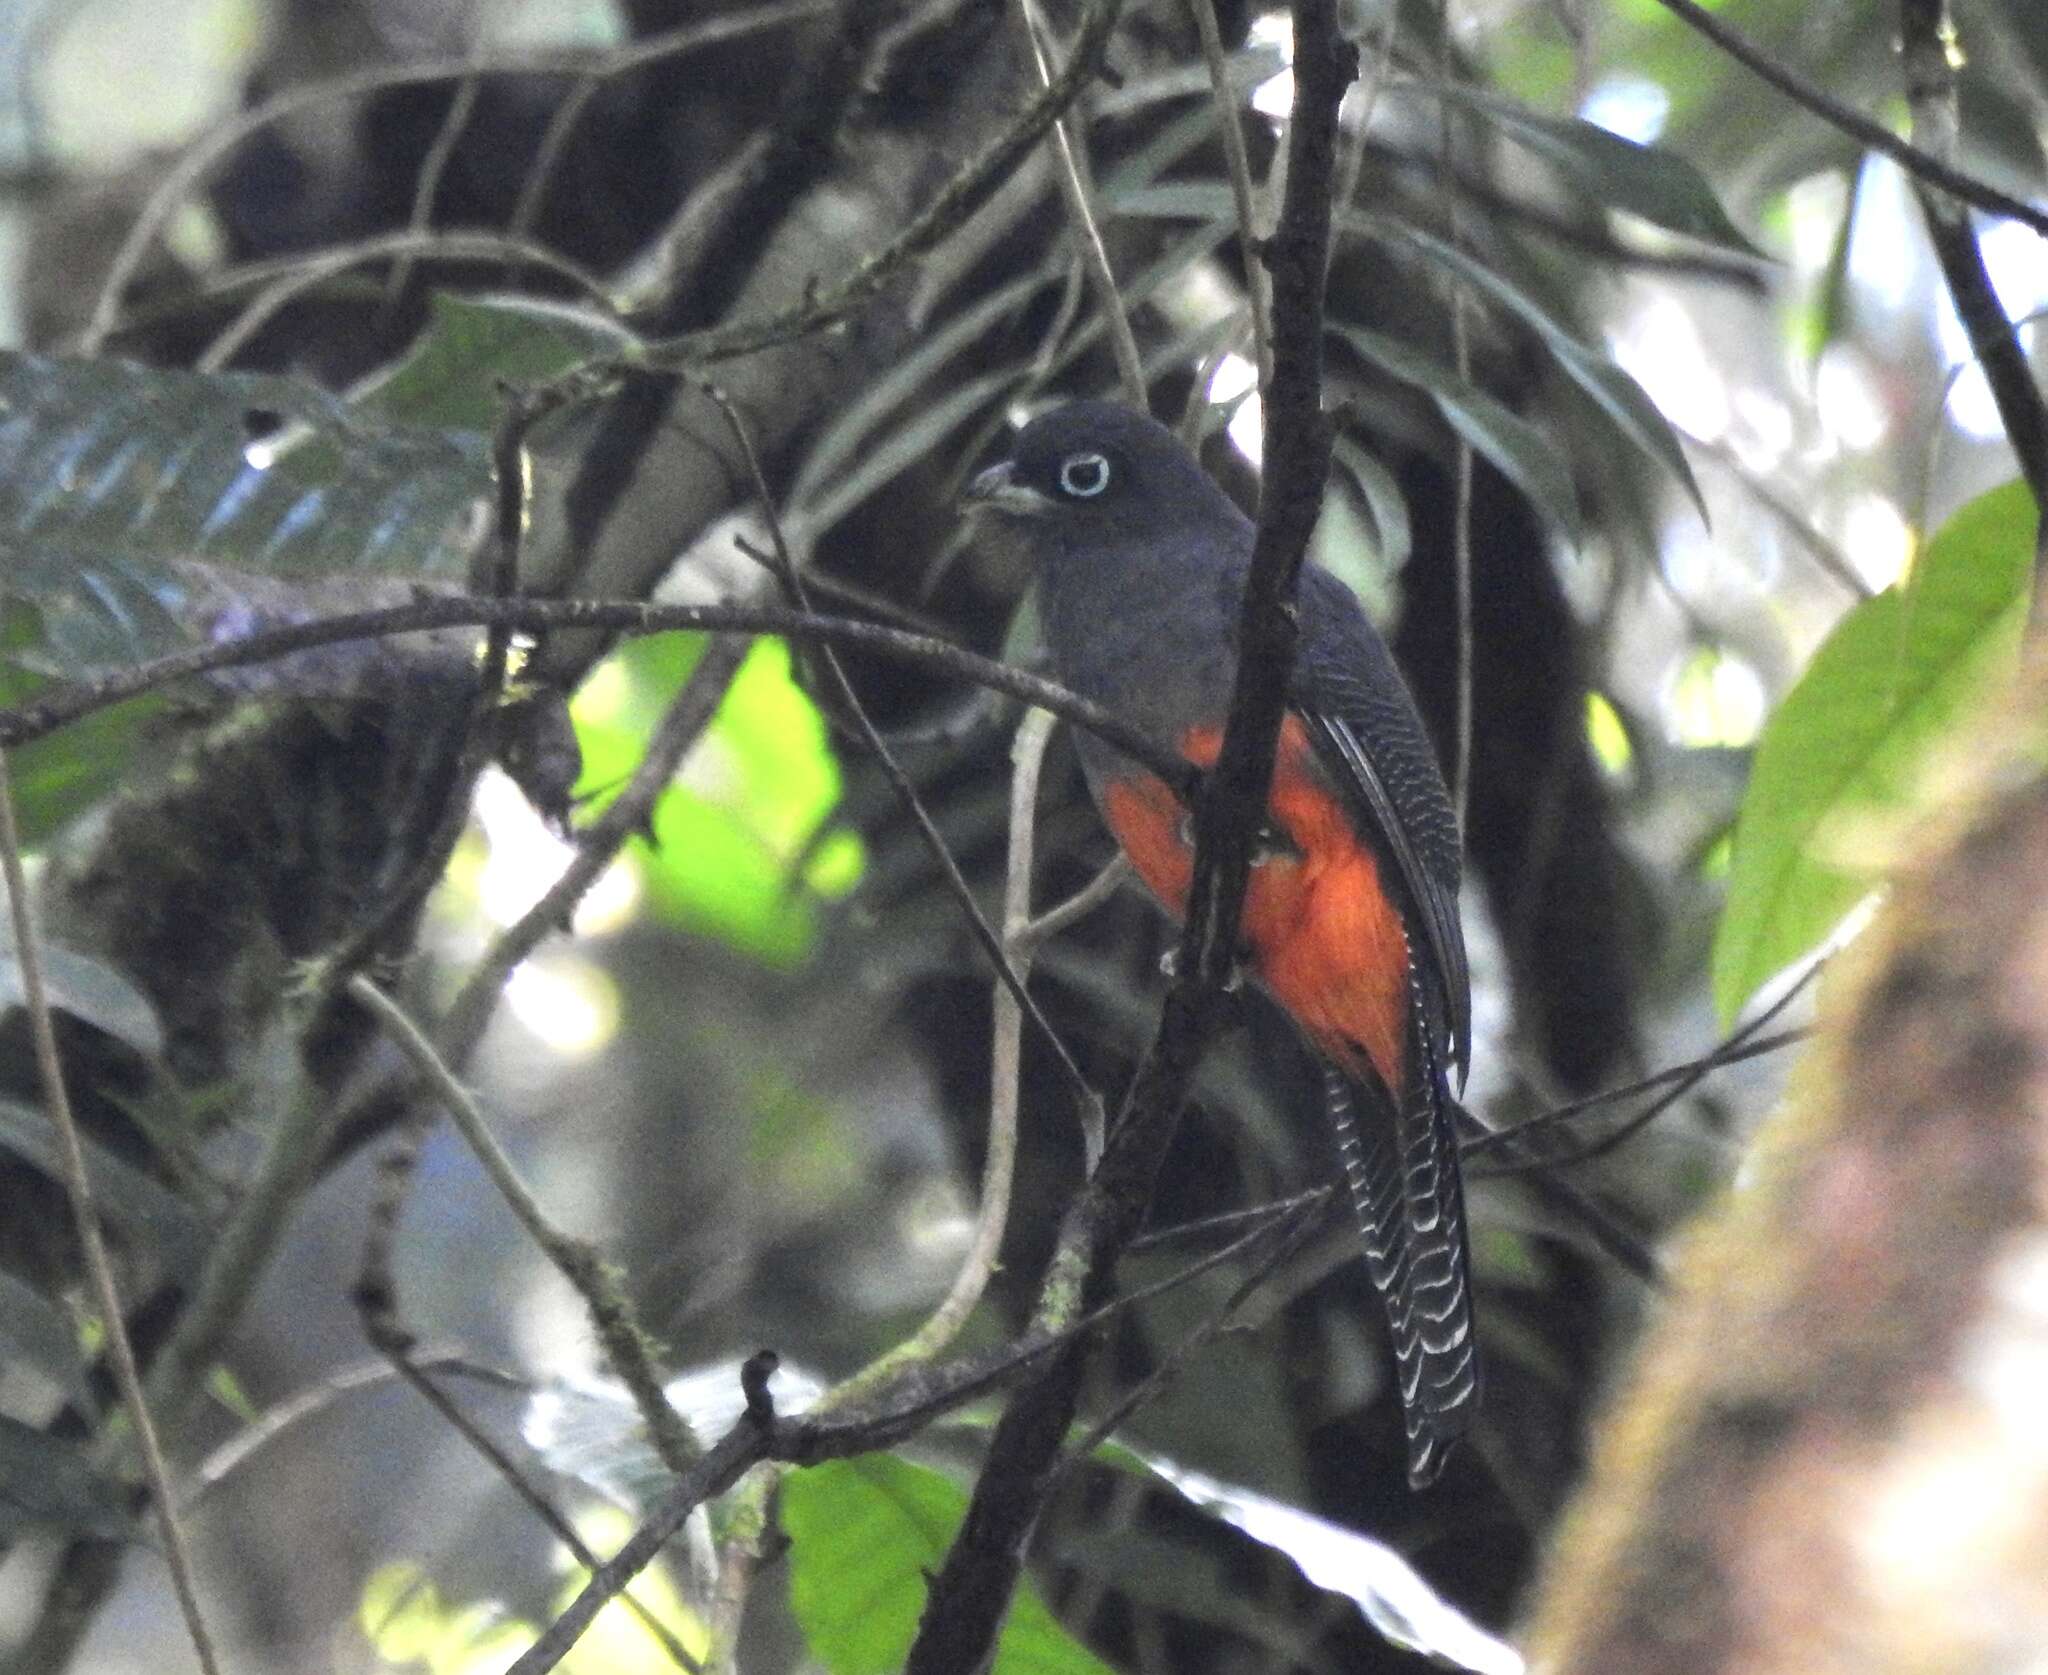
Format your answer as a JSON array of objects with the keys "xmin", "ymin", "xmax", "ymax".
[{"xmin": 1098, "ymin": 715, "xmax": 1411, "ymax": 1093}]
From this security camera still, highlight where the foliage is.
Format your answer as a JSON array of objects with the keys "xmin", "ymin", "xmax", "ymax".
[
  {"xmin": 1714, "ymin": 478, "xmax": 2038, "ymax": 1021},
  {"xmin": 0, "ymin": 0, "xmax": 2043, "ymax": 1671}
]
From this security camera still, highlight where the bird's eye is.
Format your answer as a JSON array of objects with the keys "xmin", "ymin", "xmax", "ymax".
[{"xmin": 1057, "ymin": 451, "xmax": 1112, "ymax": 498}]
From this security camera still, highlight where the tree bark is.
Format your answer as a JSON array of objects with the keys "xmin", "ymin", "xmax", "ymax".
[{"xmin": 1520, "ymin": 655, "xmax": 2048, "ymax": 1675}]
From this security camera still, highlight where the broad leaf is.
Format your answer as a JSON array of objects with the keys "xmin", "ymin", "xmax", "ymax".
[
  {"xmin": 1348, "ymin": 214, "xmax": 1708, "ymax": 520},
  {"xmin": 0, "ymin": 351, "xmax": 490, "ymax": 674},
  {"xmin": 0, "ymin": 1415, "xmax": 130, "ymax": 1541},
  {"xmin": 1713, "ymin": 479, "xmax": 2036, "ymax": 1023},
  {"xmin": 0, "ymin": 1098, "xmax": 204, "ymax": 1273},
  {"xmin": 1330, "ymin": 322, "xmax": 1581, "ymax": 539},
  {"xmin": 783, "ymin": 1455, "xmax": 1115, "ymax": 1675},
  {"xmin": 522, "ymin": 1358, "xmax": 826, "ymax": 1512},
  {"xmin": 0, "ymin": 602, "xmax": 163, "ymax": 842},
  {"xmin": 0, "ymin": 927, "xmax": 164, "ymax": 1058},
  {"xmin": 1134, "ymin": 1452, "xmax": 1523, "ymax": 1675},
  {"xmin": 349, "ymin": 292, "xmax": 638, "ymax": 433},
  {"xmin": 1330, "ymin": 435, "xmax": 1414, "ymax": 581},
  {"xmin": 0, "ymin": 1269, "xmax": 92, "ymax": 1411},
  {"xmin": 1113, "ymin": 186, "xmax": 1701, "ymax": 520},
  {"xmin": 1425, "ymin": 84, "xmax": 1765, "ymax": 258}
]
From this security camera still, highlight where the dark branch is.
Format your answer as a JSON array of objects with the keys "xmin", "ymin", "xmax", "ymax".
[
  {"xmin": 1648, "ymin": 0, "xmax": 2048, "ymax": 242},
  {"xmin": 899, "ymin": 7, "xmax": 1355, "ymax": 1673},
  {"xmin": 1898, "ymin": 0, "xmax": 2048, "ymax": 607},
  {"xmin": 501, "ymin": 1179, "xmax": 1306, "ymax": 1674},
  {"xmin": 0, "ymin": 595, "xmax": 1195, "ymax": 797}
]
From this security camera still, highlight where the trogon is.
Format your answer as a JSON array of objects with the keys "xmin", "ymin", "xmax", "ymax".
[{"xmin": 968, "ymin": 400, "xmax": 1478, "ymax": 1487}]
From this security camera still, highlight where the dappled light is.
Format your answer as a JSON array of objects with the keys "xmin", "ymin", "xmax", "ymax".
[{"xmin": 1, "ymin": 1, "xmax": 2045, "ymax": 1673}]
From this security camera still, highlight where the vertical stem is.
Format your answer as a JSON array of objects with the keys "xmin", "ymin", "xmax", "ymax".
[{"xmin": 0, "ymin": 751, "xmax": 222, "ymax": 1675}]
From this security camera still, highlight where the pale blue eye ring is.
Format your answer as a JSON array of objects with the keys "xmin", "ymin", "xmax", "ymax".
[{"xmin": 1059, "ymin": 452, "xmax": 1111, "ymax": 497}]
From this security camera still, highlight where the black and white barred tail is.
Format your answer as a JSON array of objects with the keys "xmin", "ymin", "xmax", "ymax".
[{"xmin": 1322, "ymin": 967, "xmax": 1480, "ymax": 1489}]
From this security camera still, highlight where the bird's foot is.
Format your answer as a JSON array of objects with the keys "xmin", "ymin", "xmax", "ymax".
[{"xmin": 1158, "ymin": 945, "xmax": 1248, "ymax": 992}]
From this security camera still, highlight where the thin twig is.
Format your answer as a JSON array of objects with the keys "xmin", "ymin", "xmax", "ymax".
[
  {"xmin": 180, "ymin": 1352, "xmax": 527, "ymax": 1509},
  {"xmin": 143, "ymin": 1073, "xmax": 339, "ymax": 1435},
  {"xmin": 1437, "ymin": 9, "xmax": 1476, "ymax": 832},
  {"xmin": 1185, "ymin": 0, "xmax": 1270, "ymax": 385},
  {"xmin": 342, "ymin": 1034, "xmax": 700, "ymax": 1670},
  {"xmin": 1334, "ymin": 7, "xmax": 1402, "ymax": 218},
  {"xmin": 850, "ymin": 707, "xmax": 1060, "ymax": 1404},
  {"xmin": 507, "ymin": 72, "xmax": 604, "ymax": 249},
  {"xmin": 617, "ymin": 0, "xmax": 892, "ymax": 325},
  {"xmin": 193, "ymin": 228, "xmax": 616, "ymax": 371},
  {"xmin": 1125, "ymin": 1186, "xmax": 1333, "ymax": 1255},
  {"xmin": 703, "ymin": 1514, "xmax": 766, "ymax": 1675},
  {"xmin": 1016, "ymin": 0, "xmax": 1146, "ymax": 408},
  {"xmin": 900, "ymin": 7, "xmax": 1355, "ymax": 1670},
  {"xmin": 1463, "ymin": 1027, "xmax": 1808, "ymax": 1164},
  {"xmin": 312, "ymin": 391, "xmax": 540, "ymax": 987},
  {"xmin": 0, "ymin": 750, "xmax": 221, "ymax": 1675},
  {"xmin": 1899, "ymin": 0, "xmax": 2048, "ymax": 612},
  {"xmin": 1466, "ymin": 958, "xmax": 1825, "ymax": 1170},
  {"xmin": 346, "ymin": 974, "xmax": 699, "ymax": 1478},
  {"xmin": 620, "ymin": 0, "xmax": 1129, "ymax": 377},
  {"xmin": 1642, "ymin": 0, "xmax": 2048, "ymax": 242},
  {"xmin": 380, "ymin": 70, "xmax": 484, "ymax": 315},
  {"xmin": 380, "ymin": 1351, "xmax": 703, "ymax": 1673},
  {"xmin": 1055, "ymin": 1189, "xmax": 1331, "ymax": 1476},
  {"xmin": 1687, "ymin": 431, "xmax": 1873, "ymax": 599},
  {"xmin": 438, "ymin": 638, "xmax": 751, "ymax": 1070},
  {"xmin": 507, "ymin": 1178, "xmax": 1326, "ymax": 1674},
  {"xmin": 710, "ymin": 388, "xmax": 1103, "ymax": 1119},
  {"xmin": 0, "ymin": 596, "xmax": 1193, "ymax": 797},
  {"xmin": 1011, "ymin": 852, "xmax": 1132, "ymax": 952},
  {"xmin": 77, "ymin": 0, "xmax": 832, "ymax": 352}
]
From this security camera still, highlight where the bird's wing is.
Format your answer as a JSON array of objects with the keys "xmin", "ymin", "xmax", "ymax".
[{"xmin": 1297, "ymin": 704, "xmax": 1471, "ymax": 1087}]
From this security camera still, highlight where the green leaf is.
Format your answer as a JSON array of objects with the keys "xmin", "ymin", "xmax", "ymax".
[
  {"xmin": 0, "ymin": 351, "xmax": 489, "ymax": 674},
  {"xmin": 572, "ymin": 637, "xmax": 862, "ymax": 966},
  {"xmin": 1713, "ymin": 479, "xmax": 2037, "ymax": 1023},
  {"xmin": 1329, "ymin": 435, "xmax": 1413, "ymax": 583},
  {"xmin": 349, "ymin": 292, "xmax": 638, "ymax": 433},
  {"xmin": 0, "ymin": 929, "xmax": 164, "ymax": 1058},
  {"xmin": 794, "ymin": 272, "xmax": 1051, "ymax": 507},
  {"xmin": 0, "ymin": 607, "xmax": 161, "ymax": 841},
  {"xmin": 1109, "ymin": 181, "xmax": 1236, "ymax": 224},
  {"xmin": 1329, "ymin": 322, "xmax": 1581, "ymax": 540},
  {"xmin": 783, "ymin": 1455, "xmax": 1115, "ymax": 1675},
  {"xmin": 0, "ymin": 1269, "xmax": 92, "ymax": 1411},
  {"xmin": 0, "ymin": 1414, "xmax": 130, "ymax": 1541},
  {"xmin": 0, "ymin": 1097, "xmax": 203, "ymax": 1273},
  {"xmin": 1426, "ymin": 84, "xmax": 1765, "ymax": 257},
  {"xmin": 1348, "ymin": 213, "xmax": 1708, "ymax": 521}
]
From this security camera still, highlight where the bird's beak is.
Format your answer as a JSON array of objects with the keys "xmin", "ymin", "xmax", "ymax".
[{"xmin": 964, "ymin": 461, "xmax": 1054, "ymax": 517}]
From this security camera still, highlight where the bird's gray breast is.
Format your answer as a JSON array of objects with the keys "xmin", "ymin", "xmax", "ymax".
[{"xmin": 1038, "ymin": 537, "xmax": 1242, "ymax": 794}]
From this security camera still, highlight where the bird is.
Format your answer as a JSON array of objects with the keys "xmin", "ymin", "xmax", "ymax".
[{"xmin": 966, "ymin": 399, "xmax": 1478, "ymax": 1488}]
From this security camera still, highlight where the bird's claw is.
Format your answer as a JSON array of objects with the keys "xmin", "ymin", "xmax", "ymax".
[{"xmin": 1158, "ymin": 945, "xmax": 1248, "ymax": 992}]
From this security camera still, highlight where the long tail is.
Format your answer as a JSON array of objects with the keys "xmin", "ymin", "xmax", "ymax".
[{"xmin": 1323, "ymin": 971, "xmax": 1480, "ymax": 1488}]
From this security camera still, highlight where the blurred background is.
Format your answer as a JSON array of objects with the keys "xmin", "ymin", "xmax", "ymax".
[{"xmin": 0, "ymin": 0, "xmax": 2042, "ymax": 1670}]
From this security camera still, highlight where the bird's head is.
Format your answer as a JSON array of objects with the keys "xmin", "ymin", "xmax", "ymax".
[{"xmin": 964, "ymin": 399, "xmax": 1246, "ymax": 556}]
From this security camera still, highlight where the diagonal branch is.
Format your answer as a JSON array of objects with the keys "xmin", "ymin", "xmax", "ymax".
[
  {"xmin": 0, "ymin": 753, "xmax": 221, "ymax": 1675},
  {"xmin": 1647, "ymin": 0, "xmax": 2048, "ymax": 242},
  {"xmin": 0, "ymin": 596, "xmax": 1195, "ymax": 796},
  {"xmin": 899, "ymin": 6, "xmax": 1356, "ymax": 1672},
  {"xmin": 1898, "ymin": 0, "xmax": 2048, "ymax": 614},
  {"xmin": 76, "ymin": 0, "xmax": 833, "ymax": 353}
]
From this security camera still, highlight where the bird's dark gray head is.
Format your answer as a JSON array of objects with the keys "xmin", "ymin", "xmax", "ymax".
[{"xmin": 965, "ymin": 399, "xmax": 1249, "ymax": 558}]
